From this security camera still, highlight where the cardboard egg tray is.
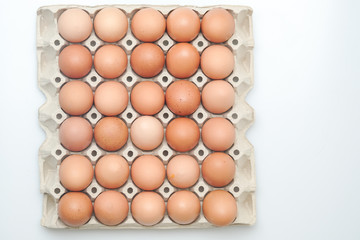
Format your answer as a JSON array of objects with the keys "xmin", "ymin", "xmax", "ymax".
[{"xmin": 37, "ymin": 4, "xmax": 255, "ymax": 229}]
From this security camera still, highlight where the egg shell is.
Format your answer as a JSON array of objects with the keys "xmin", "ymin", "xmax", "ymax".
[
  {"xmin": 203, "ymin": 190, "xmax": 237, "ymax": 226},
  {"xmin": 167, "ymin": 155, "xmax": 200, "ymax": 188},
  {"xmin": 94, "ymin": 81, "xmax": 128, "ymax": 116},
  {"xmin": 167, "ymin": 190, "xmax": 201, "ymax": 225},
  {"xmin": 94, "ymin": 7, "xmax": 128, "ymax": 42},
  {"xmin": 166, "ymin": 118, "xmax": 200, "ymax": 152},
  {"xmin": 201, "ymin": 117, "xmax": 235, "ymax": 151},
  {"xmin": 59, "ymin": 80, "xmax": 93, "ymax": 115},
  {"xmin": 165, "ymin": 80, "xmax": 200, "ymax": 116},
  {"xmin": 94, "ymin": 117, "xmax": 128, "ymax": 151},
  {"xmin": 58, "ymin": 192, "xmax": 93, "ymax": 227},
  {"xmin": 130, "ymin": 43, "xmax": 165, "ymax": 78},
  {"xmin": 131, "ymin": 191, "xmax": 165, "ymax": 226},
  {"xmin": 130, "ymin": 81, "xmax": 165, "ymax": 115},
  {"xmin": 131, "ymin": 8, "xmax": 166, "ymax": 42},
  {"xmin": 59, "ymin": 117, "xmax": 93, "ymax": 152},
  {"xmin": 57, "ymin": 8, "xmax": 93, "ymax": 43},
  {"xmin": 94, "ymin": 191, "xmax": 129, "ymax": 226},
  {"xmin": 95, "ymin": 154, "xmax": 129, "ymax": 189},
  {"xmin": 59, "ymin": 155, "xmax": 94, "ymax": 191},
  {"xmin": 201, "ymin": 45, "xmax": 234, "ymax": 80},
  {"xmin": 94, "ymin": 45, "xmax": 128, "ymax": 79},
  {"xmin": 201, "ymin": 8, "xmax": 235, "ymax": 43},
  {"xmin": 166, "ymin": 7, "xmax": 200, "ymax": 42},
  {"xmin": 131, "ymin": 155, "xmax": 165, "ymax": 190},
  {"xmin": 58, "ymin": 44, "xmax": 93, "ymax": 79},
  {"xmin": 166, "ymin": 43, "xmax": 200, "ymax": 79},
  {"xmin": 201, "ymin": 80, "xmax": 235, "ymax": 114},
  {"xmin": 202, "ymin": 152, "xmax": 235, "ymax": 187},
  {"xmin": 130, "ymin": 116, "xmax": 164, "ymax": 151}
]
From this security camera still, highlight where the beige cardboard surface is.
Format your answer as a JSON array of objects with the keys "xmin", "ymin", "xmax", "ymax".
[{"xmin": 37, "ymin": 4, "xmax": 255, "ymax": 229}]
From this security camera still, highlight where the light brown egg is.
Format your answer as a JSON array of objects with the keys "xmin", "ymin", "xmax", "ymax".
[
  {"xmin": 201, "ymin": 8, "xmax": 235, "ymax": 43},
  {"xmin": 59, "ymin": 117, "xmax": 93, "ymax": 152},
  {"xmin": 165, "ymin": 80, "xmax": 200, "ymax": 116},
  {"xmin": 202, "ymin": 80, "xmax": 235, "ymax": 114},
  {"xmin": 167, "ymin": 190, "xmax": 200, "ymax": 225},
  {"xmin": 131, "ymin": 8, "xmax": 166, "ymax": 42},
  {"xmin": 167, "ymin": 7, "xmax": 200, "ymax": 42},
  {"xmin": 131, "ymin": 191, "xmax": 165, "ymax": 226},
  {"xmin": 201, "ymin": 45, "xmax": 234, "ymax": 80},
  {"xmin": 166, "ymin": 43, "xmax": 200, "ymax": 78},
  {"xmin": 166, "ymin": 118, "xmax": 200, "ymax": 152},
  {"xmin": 131, "ymin": 155, "xmax": 165, "ymax": 190},
  {"xmin": 59, "ymin": 80, "xmax": 93, "ymax": 116},
  {"xmin": 203, "ymin": 190, "xmax": 237, "ymax": 226},
  {"xmin": 201, "ymin": 118, "xmax": 235, "ymax": 151},
  {"xmin": 58, "ymin": 192, "xmax": 93, "ymax": 227},
  {"xmin": 57, "ymin": 8, "xmax": 93, "ymax": 43},
  {"xmin": 58, "ymin": 45, "xmax": 92, "ymax": 79},
  {"xmin": 59, "ymin": 155, "xmax": 94, "ymax": 191},
  {"xmin": 94, "ymin": 117, "xmax": 128, "ymax": 151},
  {"xmin": 94, "ymin": 45, "xmax": 127, "ymax": 79},
  {"xmin": 130, "ymin": 81, "xmax": 164, "ymax": 115},
  {"xmin": 94, "ymin": 81, "xmax": 128, "ymax": 116},
  {"xmin": 130, "ymin": 43, "xmax": 165, "ymax": 78},
  {"xmin": 202, "ymin": 152, "xmax": 235, "ymax": 187},
  {"xmin": 94, "ymin": 7, "xmax": 128, "ymax": 42},
  {"xmin": 130, "ymin": 116, "xmax": 164, "ymax": 151},
  {"xmin": 167, "ymin": 155, "xmax": 200, "ymax": 188},
  {"xmin": 94, "ymin": 191, "xmax": 129, "ymax": 226},
  {"xmin": 95, "ymin": 154, "xmax": 129, "ymax": 189}
]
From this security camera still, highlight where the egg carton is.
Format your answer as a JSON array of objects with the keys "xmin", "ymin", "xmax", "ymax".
[{"xmin": 37, "ymin": 4, "xmax": 255, "ymax": 229}]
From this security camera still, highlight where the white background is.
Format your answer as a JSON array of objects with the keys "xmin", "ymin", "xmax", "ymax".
[{"xmin": 0, "ymin": 0, "xmax": 359, "ymax": 239}]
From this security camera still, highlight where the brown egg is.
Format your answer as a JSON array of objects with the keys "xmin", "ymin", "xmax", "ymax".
[
  {"xmin": 59, "ymin": 155, "xmax": 94, "ymax": 191},
  {"xmin": 202, "ymin": 80, "xmax": 235, "ymax": 114},
  {"xmin": 166, "ymin": 118, "xmax": 200, "ymax": 152},
  {"xmin": 166, "ymin": 80, "xmax": 200, "ymax": 116},
  {"xmin": 94, "ymin": 7, "xmax": 128, "ymax": 42},
  {"xmin": 131, "ymin": 191, "xmax": 165, "ymax": 226},
  {"xmin": 58, "ymin": 45, "xmax": 92, "ymax": 79},
  {"xmin": 94, "ymin": 45, "xmax": 127, "ymax": 79},
  {"xmin": 59, "ymin": 117, "xmax": 93, "ymax": 152},
  {"xmin": 131, "ymin": 8, "xmax": 166, "ymax": 42},
  {"xmin": 130, "ymin": 116, "xmax": 164, "ymax": 151},
  {"xmin": 59, "ymin": 80, "xmax": 93, "ymax": 116},
  {"xmin": 57, "ymin": 8, "xmax": 93, "ymax": 43},
  {"xmin": 203, "ymin": 190, "xmax": 237, "ymax": 226},
  {"xmin": 94, "ymin": 117, "xmax": 128, "ymax": 151},
  {"xmin": 130, "ymin": 43, "xmax": 165, "ymax": 78},
  {"xmin": 94, "ymin": 191, "xmax": 129, "ymax": 226},
  {"xmin": 131, "ymin": 155, "xmax": 165, "ymax": 190},
  {"xmin": 201, "ymin": 45, "xmax": 234, "ymax": 80},
  {"xmin": 167, "ymin": 190, "xmax": 200, "ymax": 225},
  {"xmin": 95, "ymin": 154, "xmax": 129, "ymax": 189},
  {"xmin": 202, "ymin": 118, "xmax": 235, "ymax": 151},
  {"xmin": 202, "ymin": 152, "xmax": 235, "ymax": 187},
  {"xmin": 58, "ymin": 192, "xmax": 93, "ymax": 227},
  {"xmin": 167, "ymin": 155, "xmax": 200, "ymax": 188},
  {"xmin": 201, "ymin": 8, "xmax": 235, "ymax": 43},
  {"xmin": 130, "ymin": 81, "xmax": 164, "ymax": 115},
  {"xmin": 167, "ymin": 7, "xmax": 200, "ymax": 42},
  {"xmin": 166, "ymin": 43, "xmax": 200, "ymax": 78},
  {"xmin": 94, "ymin": 81, "xmax": 128, "ymax": 116}
]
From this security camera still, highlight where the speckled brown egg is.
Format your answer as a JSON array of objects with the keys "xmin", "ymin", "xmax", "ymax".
[
  {"xmin": 59, "ymin": 117, "xmax": 93, "ymax": 152},
  {"xmin": 166, "ymin": 118, "xmax": 200, "ymax": 152},
  {"xmin": 130, "ymin": 43, "xmax": 165, "ymax": 78},
  {"xmin": 166, "ymin": 43, "xmax": 200, "ymax": 78},
  {"xmin": 94, "ymin": 117, "xmax": 128, "ymax": 151},
  {"xmin": 203, "ymin": 190, "xmax": 237, "ymax": 226},
  {"xmin": 58, "ymin": 45, "xmax": 92, "ymax": 79},
  {"xmin": 165, "ymin": 80, "xmax": 200, "ymax": 116},
  {"xmin": 58, "ymin": 192, "xmax": 93, "ymax": 227},
  {"xmin": 201, "ymin": 118, "xmax": 235, "ymax": 151}
]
